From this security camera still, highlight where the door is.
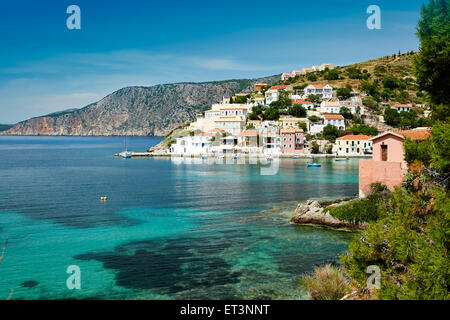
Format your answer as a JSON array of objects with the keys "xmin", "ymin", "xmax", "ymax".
[{"xmin": 381, "ymin": 145, "xmax": 388, "ymax": 161}]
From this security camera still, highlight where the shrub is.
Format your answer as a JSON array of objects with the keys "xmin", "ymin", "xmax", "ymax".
[
  {"xmin": 300, "ymin": 264, "xmax": 351, "ymax": 300},
  {"xmin": 341, "ymin": 186, "xmax": 450, "ymax": 300}
]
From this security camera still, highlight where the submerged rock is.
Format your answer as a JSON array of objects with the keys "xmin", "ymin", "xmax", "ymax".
[
  {"xmin": 290, "ymin": 200, "xmax": 365, "ymax": 230},
  {"xmin": 21, "ymin": 280, "xmax": 39, "ymax": 288}
]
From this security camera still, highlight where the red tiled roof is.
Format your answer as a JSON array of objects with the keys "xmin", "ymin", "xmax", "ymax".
[
  {"xmin": 209, "ymin": 128, "xmax": 225, "ymax": 132},
  {"xmin": 196, "ymin": 132, "xmax": 215, "ymax": 137},
  {"xmin": 392, "ymin": 104, "xmax": 412, "ymax": 108},
  {"xmin": 292, "ymin": 99, "xmax": 313, "ymax": 104},
  {"xmin": 269, "ymin": 85, "xmax": 289, "ymax": 90},
  {"xmin": 371, "ymin": 129, "xmax": 431, "ymax": 142},
  {"xmin": 238, "ymin": 130, "xmax": 258, "ymax": 137},
  {"xmin": 323, "ymin": 114, "xmax": 344, "ymax": 119},
  {"xmin": 394, "ymin": 129, "xmax": 431, "ymax": 141},
  {"xmin": 281, "ymin": 128, "xmax": 303, "ymax": 134},
  {"xmin": 336, "ymin": 134, "xmax": 371, "ymax": 140}
]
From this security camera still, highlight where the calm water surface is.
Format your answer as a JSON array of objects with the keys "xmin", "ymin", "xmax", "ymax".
[{"xmin": 0, "ymin": 136, "xmax": 358, "ymax": 299}]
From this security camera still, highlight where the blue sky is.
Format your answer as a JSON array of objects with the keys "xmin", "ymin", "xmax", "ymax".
[{"xmin": 0, "ymin": 0, "xmax": 425, "ymax": 123}]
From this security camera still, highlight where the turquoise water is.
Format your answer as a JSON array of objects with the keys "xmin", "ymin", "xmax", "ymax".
[{"xmin": 0, "ymin": 136, "xmax": 358, "ymax": 300}]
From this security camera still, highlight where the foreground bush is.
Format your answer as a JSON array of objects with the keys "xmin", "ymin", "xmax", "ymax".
[
  {"xmin": 325, "ymin": 183, "xmax": 389, "ymax": 224},
  {"xmin": 341, "ymin": 186, "xmax": 450, "ymax": 300},
  {"xmin": 300, "ymin": 264, "xmax": 350, "ymax": 300}
]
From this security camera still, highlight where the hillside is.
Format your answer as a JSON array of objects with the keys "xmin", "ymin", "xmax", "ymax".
[
  {"xmin": 1, "ymin": 76, "xmax": 279, "ymax": 136},
  {"xmin": 282, "ymin": 52, "xmax": 423, "ymax": 105}
]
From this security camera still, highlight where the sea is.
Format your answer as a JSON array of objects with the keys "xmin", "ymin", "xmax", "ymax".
[{"xmin": 0, "ymin": 136, "xmax": 359, "ymax": 300}]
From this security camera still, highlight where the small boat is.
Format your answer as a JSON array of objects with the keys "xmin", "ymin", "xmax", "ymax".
[
  {"xmin": 307, "ymin": 163, "xmax": 322, "ymax": 167},
  {"xmin": 121, "ymin": 136, "xmax": 132, "ymax": 158},
  {"xmin": 306, "ymin": 155, "xmax": 313, "ymax": 159},
  {"xmin": 266, "ymin": 156, "xmax": 273, "ymax": 161},
  {"xmin": 335, "ymin": 158, "xmax": 349, "ymax": 162},
  {"xmin": 202, "ymin": 155, "xmax": 208, "ymax": 159},
  {"xmin": 292, "ymin": 155, "xmax": 300, "ymax": 159},
  {"xmin": 232, "ymin": 154, "xmax": 239, "ymax": 160},
  {"xmin": 216, "ymin": 155, "xmax": 224, "ymax": 160},
  {"xmin": 120, "ymin": 151, "xmax": 132, "ymax": 158}
]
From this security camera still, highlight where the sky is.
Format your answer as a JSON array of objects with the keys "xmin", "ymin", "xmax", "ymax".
[{"xmin": 0, "ymin": 0, "xmax": 426, "ymax": 123}]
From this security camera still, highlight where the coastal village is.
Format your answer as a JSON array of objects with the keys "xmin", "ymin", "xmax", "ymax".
[{"xmin": 144, "ymin": 56, "xmax": 432, "ymax": 198}]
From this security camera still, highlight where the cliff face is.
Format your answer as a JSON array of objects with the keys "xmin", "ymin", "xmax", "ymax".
[{"xmin": 2, "ymin": 76, "xmax": 278, "ymax": 136}]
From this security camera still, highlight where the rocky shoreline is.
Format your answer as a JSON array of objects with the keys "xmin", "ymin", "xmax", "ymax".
[{"xmin": 290, "ymin": 199, "xmax": 366, "ymax": 231}]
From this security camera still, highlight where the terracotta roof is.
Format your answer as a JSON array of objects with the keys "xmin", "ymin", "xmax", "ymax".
[
  {"xmin": 323, "ymin": 114, "xmax": 344, "ymax": 119},
  {"xmin": 336, "ymin": 134, "xmax": 371, "ymax": 140},
  {"xmin": 292, "ymin": 99, "xmax": 313, "ymax": 104},
  {"xmin": 370, "ymin": 129, "xmax": 431, "ymax": 142},
  {"xmin": 322, "ymin": 101, "xmax": 340, "ymax": 106},
  {"xmin": 196, "ymin": 132, "xmax": 215, "ymax": 137},
  {"xmin": 209, "ymin": 128, "xmax": 225, "ymax": 132},
  {"xmin": 281, "ymin": 128, "xmax": 303, "ymax": 134},
  {"xmin": 238, "ymin": 130, "xmax": 258, "ymax": 137},
  {"xmin": 394, "ymin": 129, "xmax": 431, "ymax": 140},
  {"xmin": 312, "ymin": 84, "xmax": 327, "ymax": 88},
  {"xmin": 269, "ymin": 85, "xmax": 290, "ymax": 90},
  {"xmin": 392, "ymin": 104, "xmax": 412, "ymax": 108}
]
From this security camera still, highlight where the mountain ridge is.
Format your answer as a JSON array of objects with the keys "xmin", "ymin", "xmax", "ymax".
[{"xmin": 2, "ymin": 75, "xmax": 279, "ymax": 136}]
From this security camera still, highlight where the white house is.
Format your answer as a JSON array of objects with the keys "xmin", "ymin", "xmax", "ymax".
[
  {"xmin": 265, "ymin": 85, "xmax": 293, "ymax": 105},
  {"xmin": 323, "ymin": 114, "xmax": 345, "ymax": 130},
  {"xmin": 170, "ymin": 132, "xmax": 214, "ymax": 156},
  {"xmin": 303, "ymin": 84, "xmax": 333, "ymax": 99},
  {"xmin": 320, "ymin": 100, "xmax": 341, "ymax": 114},
  {"xmin": 292, "ymin": 99, "xmax": 314, "ymax": 110},
  {"xmin": 219, "ymin": 107, "xmax": 249, "ymax": 118},
  {"xmin": 214, "ymin": 116, "xmax": 246, "ymax": 135},
  {"xmin": 336, "ymin": 134, "xmax": 372, "ymax": 156},
  {"xmin": 391, "ymin": 104, "xmax": 413, "ymax": 112}
]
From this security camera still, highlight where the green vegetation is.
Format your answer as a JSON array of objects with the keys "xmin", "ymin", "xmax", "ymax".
[
  {"xmin": 288, "ymin": 105, "xmax": 307, "ymax": 118},
  {"xmin": 322, "ymin": 124, "xmax": 340, "ymax": 142},
  {"xmin": 298, "ymin": 121, "xmax": 308, "ymax": 133},
  {"xmin": 341, "ymin": 185, "xmax": 449, "ymax": 299},
  {"xmin": 269, "ymin": 96, "xmax": 292, "ymax": 109},
  {"xmin": 0, "ymin": 124, "xmax": 13, "ymax": 132},
  {"xmin": 325, "ymin": 183, "xmax": 389, "ymax": 224},
  {"xmin": 413, "ymin": 0, "xmax": 450, "ymax": 118},
  {"xmin": 349, "ymin": 123, "xmax": 378, "ymax": 136},
  {"xmin": 306, "ymin": 73, "xmax": 317, "ymax": 82},
  {"xmin": 308, "ymin": 115, "xmax": 321, "ymax": 123},
  {"xmin": 262, "ymin": 107, "xmax": 280, "ymax": 121},
  {"xmin": 311, "ymin": 141, "xmax": 320, "ymax": 154},
  {"xmin": 300, "ymin": 264, "xmax": 351, "ymax": 300},
  {"xmin": 336, "ymin": 85, "xmax": 352, "ymax": 99},
  {"xmin": 383, "ymin": 107, "xmax": 430, "ymax": 128}
]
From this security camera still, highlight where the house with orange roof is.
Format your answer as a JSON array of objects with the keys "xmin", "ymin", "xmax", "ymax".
[
  {"xmin": 358, "ymin": 128, "xmax": 431, "ymax": 197},
  {"xmin": 391, "ymin": 103, "xmax": 413, "ymax": 112},
  {"xmin": 254, "ymin": 83, "xmax": 268, "ymax": 92},
  {"xmin": 323, "ymin": 114, "xmax": 345, "ymax": 130},
  {"xmin": 214, "ymin": 116, "xmax": 246, "ymax": 135},
  {"xmin": 280, "ymin": 128, "xmax": 305, "ymax": 154},
  {"xmin": 265, "ymin": 85, "xmax": 293, "ymax": 105},
  {"xmin": 292, "ymin": 99, "xmax": 314, "ymax": 109},
  {"xmin": 238, "ymin": 130, "xmax": 259, "ymax": 152},
  {"xmin": 304, "ymin": 84, "xmax": 333, "ymax": 99},
  {"xmin": 281, "ymin": 73, "xmax": 293, "ymax": 81},
  {"xmin": 336, "ymin": 135, "xmax": 372, "ymax": 156}
]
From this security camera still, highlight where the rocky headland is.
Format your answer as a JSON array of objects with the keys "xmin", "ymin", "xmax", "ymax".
[{"xmin": 290, "ymin": 199, "xmax": 366, "ymax": 230}]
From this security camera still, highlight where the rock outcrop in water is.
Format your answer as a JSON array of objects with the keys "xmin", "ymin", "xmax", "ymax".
[
  {"xmin": 1, "ymin": 76, "xmax": 279, "ymax": 137},
  {"xmin": 290, "ymin": 199, "xmax": 365, "ymax": 230}
]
